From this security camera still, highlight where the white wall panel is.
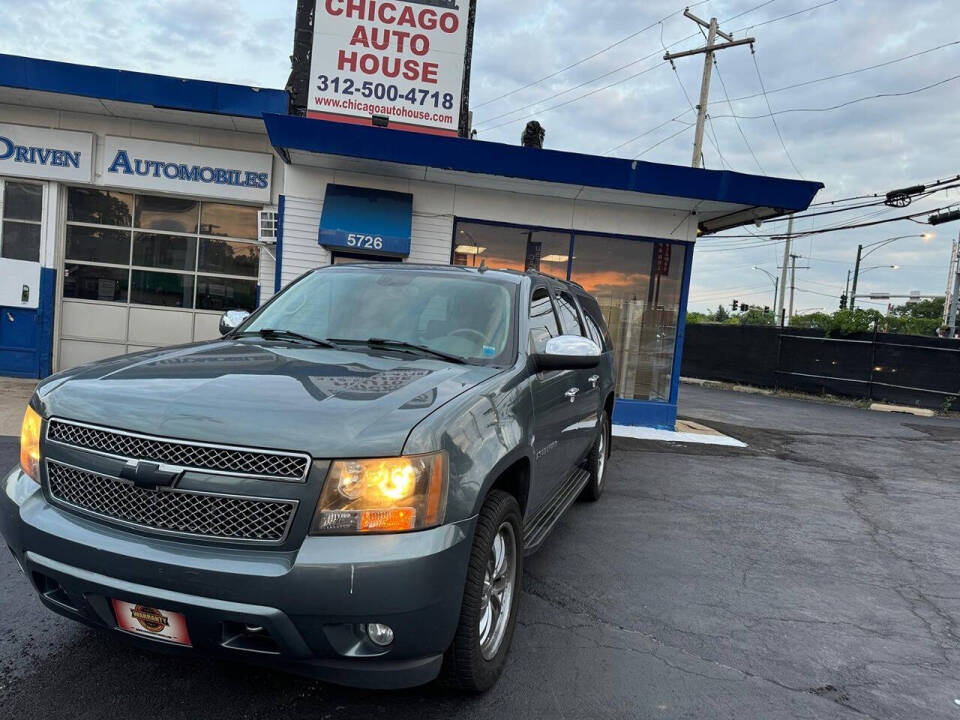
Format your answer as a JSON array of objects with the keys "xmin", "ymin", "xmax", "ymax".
[
  {"xmin": 59, "ymin": 339, "xmax": 125, "ymax": 370},
  {"xmin": 280, "ymin": 195, "xmax": 328, "ymax": 289},
  {"xmin": 194, "ymin": 312, "xmax": 222, "ymax": 342},
  {"xmin": 408, "ymin": 213, "xmax": 453, "ymax": 265},
  {"xmin": 453, "ymin": 187, "xmax": 576, "ymax": 229},
  {"xmin": 61, "ymin": 300, "xmax": 127, "ymax": 342},
  {"xmin": 128, "ymin": 307, "xmax": 194, "ymax": 346}
]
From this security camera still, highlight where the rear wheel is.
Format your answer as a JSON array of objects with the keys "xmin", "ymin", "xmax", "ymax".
[
  {"xmin": 579, "ymin": 412, "xmax": 609, "ymax": 502},
  {"xmin": 441, "ymin": 490, "xmax": 522, "ymax": 692}
]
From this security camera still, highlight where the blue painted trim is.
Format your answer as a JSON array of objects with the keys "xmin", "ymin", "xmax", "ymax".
[
  {"xmin": 265, "ymin": 114, "xmax": 823, "ymax": 211},
  {"xmin": 38, "ymin": 267, "xmax": 56, "ymax": 377},
  {"xmin": 0, "ymin": 54, "xmax": 287, "ymax": 119},
  {"xmin": 668, "ymin": 244, "xmax": 695, "ymax": 413},
  {"xmin": 612, "ymin": 398, "xmax": 678, "ymax": 430},
  {"xmin": 275, "ymin": 195, "xmax": 285, "ymax": 294}
]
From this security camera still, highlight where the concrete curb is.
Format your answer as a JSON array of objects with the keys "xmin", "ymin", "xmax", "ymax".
[
  {"xmin": 680, "ymin": 377, "xmax": 773, "ymax": 396},
  {"xmin": 869, "ymin": 403, "xmax": 936, "ymax": 418}
]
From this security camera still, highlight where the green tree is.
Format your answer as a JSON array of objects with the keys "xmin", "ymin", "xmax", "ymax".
[
  {"xmin": 713, "ymin": 304, "xmax": 730, "ymax": 322},
  {"xmin": 738, "ymin": 308, "xmax": 775, "ymax": 326},
  {"xmin": 685, "ymin": 311, "xmax": 710, "ymax": 325},
  {"xmin": 889, "ymin": 297, "xmax": 944, "ymax": 320},
  {"xmin": 829, "ymin": 309, "xmax": 884, "ymax": 335},
  {"xmin": 790, "ymin": 312, "xmax": 834, "ymax": 331}
]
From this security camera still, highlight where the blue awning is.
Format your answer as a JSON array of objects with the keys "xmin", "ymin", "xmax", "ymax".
[{"xmin": 319, "ymin": 184, "xmax": 413, "ymax": 257}]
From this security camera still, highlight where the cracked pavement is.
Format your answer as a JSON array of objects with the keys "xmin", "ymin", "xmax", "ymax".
[{"xmin": 2, "ymin": 385, "xmax": 960, "ymax": 718}]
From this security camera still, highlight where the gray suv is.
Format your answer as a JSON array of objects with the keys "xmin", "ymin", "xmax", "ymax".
[{"xmin": 3, "ymin": 264, "xmax": 615, "ymax": 691}]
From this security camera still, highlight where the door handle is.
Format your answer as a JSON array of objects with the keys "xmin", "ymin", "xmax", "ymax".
[
  {"xmin": 564, "ymin": 387, "xmax": 580, "ymax": 403},
  {"xmin": 588, "ymin": 375, "xmax": 600, "ymax": 388}
]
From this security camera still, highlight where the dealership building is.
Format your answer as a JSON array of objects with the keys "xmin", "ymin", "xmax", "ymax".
[{"xmin": 0, "ymin": 52, "xmax": 821, "ymax": 429}]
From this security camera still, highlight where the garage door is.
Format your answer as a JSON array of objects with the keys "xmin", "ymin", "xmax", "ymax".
[{"xmin": 58, "ymin": 187, "xmax": 261, "ymax": 370}]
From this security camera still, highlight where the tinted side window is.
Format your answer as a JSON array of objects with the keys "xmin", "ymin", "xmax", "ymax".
[
  {"xmin": 554, "ymin": 289, "xmax": 584, "ymax": 336},
  {"xmin": 529, "ymin": 286, "xmax": 560, "ymax": 352},
  {"xmin": 578, "ymin": 294, "xmax": 613, "ymax": 351}
]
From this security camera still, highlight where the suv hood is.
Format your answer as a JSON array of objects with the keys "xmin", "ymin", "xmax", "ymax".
[{"xmin": 35, "ymin": 340, "xmax": 502, "ymax": 458}]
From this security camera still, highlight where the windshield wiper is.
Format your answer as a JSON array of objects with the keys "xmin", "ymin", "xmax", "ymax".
[
  {"xmin": 329, "ymin": 338, "xmax": 467, "ymax": 365},
  {"xmin": 250, "ymin": 328, "xmax": 339, "ymax": 349}
]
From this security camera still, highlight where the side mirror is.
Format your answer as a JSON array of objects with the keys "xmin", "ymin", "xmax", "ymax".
[
  {"xmin": 219, "ymin": 309, "xmax": 250, "ymax": 336},
  {"xmin": 533, "ymin": 335, "xmax": 601, "ymax": 371}
]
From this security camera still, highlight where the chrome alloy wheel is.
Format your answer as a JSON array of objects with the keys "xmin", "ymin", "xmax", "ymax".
[
  {"xmin": 479, "ymin": 521, "xmax": 517, "ymax": 660},
  {"xmin": 597, "ymin": 423, "xmax": 607, "ymax": 489}
]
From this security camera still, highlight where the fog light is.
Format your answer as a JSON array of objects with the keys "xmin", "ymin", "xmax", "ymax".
[{"xmin": 366, "ymin": 623, "xmax": 394, "ymax": 647}]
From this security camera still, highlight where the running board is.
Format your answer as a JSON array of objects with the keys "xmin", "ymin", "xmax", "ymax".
[{"xmin": 522, "ymin": 468, "xmax": 590, "ymax": 555}]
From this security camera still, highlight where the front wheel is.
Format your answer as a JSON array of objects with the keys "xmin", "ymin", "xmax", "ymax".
[
  {"xmin": 441, "ymin": 490, "xmax": 523, "ymax": 692},
  {"xmin": 579, "ymin": 412, "xmax": 609, "ymax": 502}
]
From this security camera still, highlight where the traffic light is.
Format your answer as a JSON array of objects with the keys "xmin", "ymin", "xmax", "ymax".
[
  {"xmin": 764, "ymin": 306, "xmax": 771, "ymax": 314},
  {"xmin": 732, "ymin": 299, "xmax": 739, "ymax": 311},
  {"xmin": 839, "ymin": 294, "xmax": 848, "ymax": 310},
  {"xmin": 742, "ymin": 304, "xmax": 751, "ymax": 313}
]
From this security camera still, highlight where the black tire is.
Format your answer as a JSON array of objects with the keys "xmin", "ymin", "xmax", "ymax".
[
  {"xmin": 579, "ymin": 412, "xmax": 610, "ymax": 502},
  {"xmin": 441, "ymin": 490, "xmax": 523, "ymax": 692}
]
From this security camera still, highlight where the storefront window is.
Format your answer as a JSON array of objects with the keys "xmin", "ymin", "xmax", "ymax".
[
  {"xmin": 572, "ymin": 235, "xmax": 685, "ymax": 402},
  {"xmin": 64, "ymin": 188, "xmax": 260, "ymax": 311},
  {"xmin": 63, "ymin": 264, "xmax": 128, "ymax": 303},
  {"xmin": 453, "ymin": 221, "xmax": 571, "ymax": 280},
  {"xmin": 451, "ymin": 220, "xmax": 689, "ymax": 404},
  {"xmin": 200, "ymin": 203, "xmax": 259, "ymax": 240},
  {"xmin": 134, "ymin": 195, "xmax": 199, "ymax": 233},
  {"xmin": 1, "ymin": 181, "xmax": 42, "ymax": 262}
]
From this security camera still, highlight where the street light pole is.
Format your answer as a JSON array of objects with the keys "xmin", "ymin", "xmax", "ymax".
[
  {"xmin": 850, "ymin": 234, "xmax": 933, "ymax": 311},
  {"xmin": 753, "ymin": 266, "xmax": 779, "ymax": 314}
]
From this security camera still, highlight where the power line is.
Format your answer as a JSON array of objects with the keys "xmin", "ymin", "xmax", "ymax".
[
  {"xmin": 635, "ymin": 124, "xmax": 692, "ymax": 159},
  {"xmin": 698, "ymin": 182, "xmax": 960, "ymax": 240},
  {"xmin": 471, "ymin": 0, "xmax": 713, "ymax": 110},
  {"xmin": 474, "ymin": 48, "xmax": 669, "ymax": 129},
  {"xmin": 731, "ymin": 0, "xmax": 838, "ymax": 31},
  {"xmin": 477, "ymin": 62, "xmax": 669, "ymax": 133},
  {"xmin": 713, "ymin": 55, "xmax": 766, "ymax": 173},
  {"xmin": 710, "ymin": 38, "xmax": 960, "ymax": 107},
  {"xmin": 607, "ymin": 26, "xmax": 952, "ymax": 163},
  {"xmin": 475, "ymin": 0, "xmax": 810, "ymax": 132},
  {"xmin": 750, "ymin": 48, "xmax": 804, "ymax": 178},
  {"xmin": 710, "ymin": 71, "xmax": 960, "ymax": 120}
]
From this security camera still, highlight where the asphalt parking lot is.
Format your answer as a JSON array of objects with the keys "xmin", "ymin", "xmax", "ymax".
[{"xmin": 2, "ymin": 385, "xmax": 960, "ymax": 719}]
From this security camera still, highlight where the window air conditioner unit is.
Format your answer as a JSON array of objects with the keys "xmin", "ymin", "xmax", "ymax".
[{"xmin": 259, "ymin": 209, "xmax": 278, "ymax": 243}]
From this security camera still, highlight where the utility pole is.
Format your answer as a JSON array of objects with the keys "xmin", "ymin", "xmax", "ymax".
[
  {"xmin": 664, "ymin": 10, "xmax": 755, "ymax": 168},
  {"xmin": 777, "ymin": 215, "xmax": 794, "ymax": 324},
  {"xmin": 850, "ymin": 244, "xmax": 863, "ymax": 310},
  {"xmin": 789, "ymin": 254, "xmax": 800, "ymax": 322}
]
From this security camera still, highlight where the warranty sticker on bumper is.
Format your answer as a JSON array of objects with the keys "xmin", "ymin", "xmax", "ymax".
[{"xmin": 111, "ymin": 599, "xmax": 192, "ymax": 646}]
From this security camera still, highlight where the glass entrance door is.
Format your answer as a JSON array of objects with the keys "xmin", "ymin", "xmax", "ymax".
[{"xmin": 0, "ymin": 179, "xmax": 45, "ymax": 377}]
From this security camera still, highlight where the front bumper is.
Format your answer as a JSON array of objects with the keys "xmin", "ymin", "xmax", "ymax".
[{"xmin": 2, "ymin": 466, "xmax": 476, "ymax": 689}]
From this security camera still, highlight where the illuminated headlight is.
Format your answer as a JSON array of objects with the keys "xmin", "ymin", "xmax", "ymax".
[
  {"xmin": 310, "ymin": 452, "xmax": 448, "ymax": 535},
  {"xmin": 19, "ymin": 406, "xmax": 42, "ymax": 484}
]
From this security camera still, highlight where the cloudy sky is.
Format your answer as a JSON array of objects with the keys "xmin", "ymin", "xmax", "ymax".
[{"xmin": 6, "ymin": 0, "xmax": 959, "ymax": 315}]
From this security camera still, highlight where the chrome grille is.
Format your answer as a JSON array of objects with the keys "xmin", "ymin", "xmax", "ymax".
[
  {"xmin": 46, "ymin": 461, "xmax": 297, "ymax": 543},
  {"xmin": 47, "ymin": 419, "xmax": 309, "ymax": 481}
]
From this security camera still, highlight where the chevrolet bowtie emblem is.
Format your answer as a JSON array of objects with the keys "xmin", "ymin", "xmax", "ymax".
[{"xmin": 119, "ymin": 460, "xmax": 180, "ymax": 490}]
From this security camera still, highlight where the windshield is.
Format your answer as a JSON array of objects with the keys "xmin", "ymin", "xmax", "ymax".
[{"xmin": 243, "ymin": 268, "xmax": 517, "ymax": 365}]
